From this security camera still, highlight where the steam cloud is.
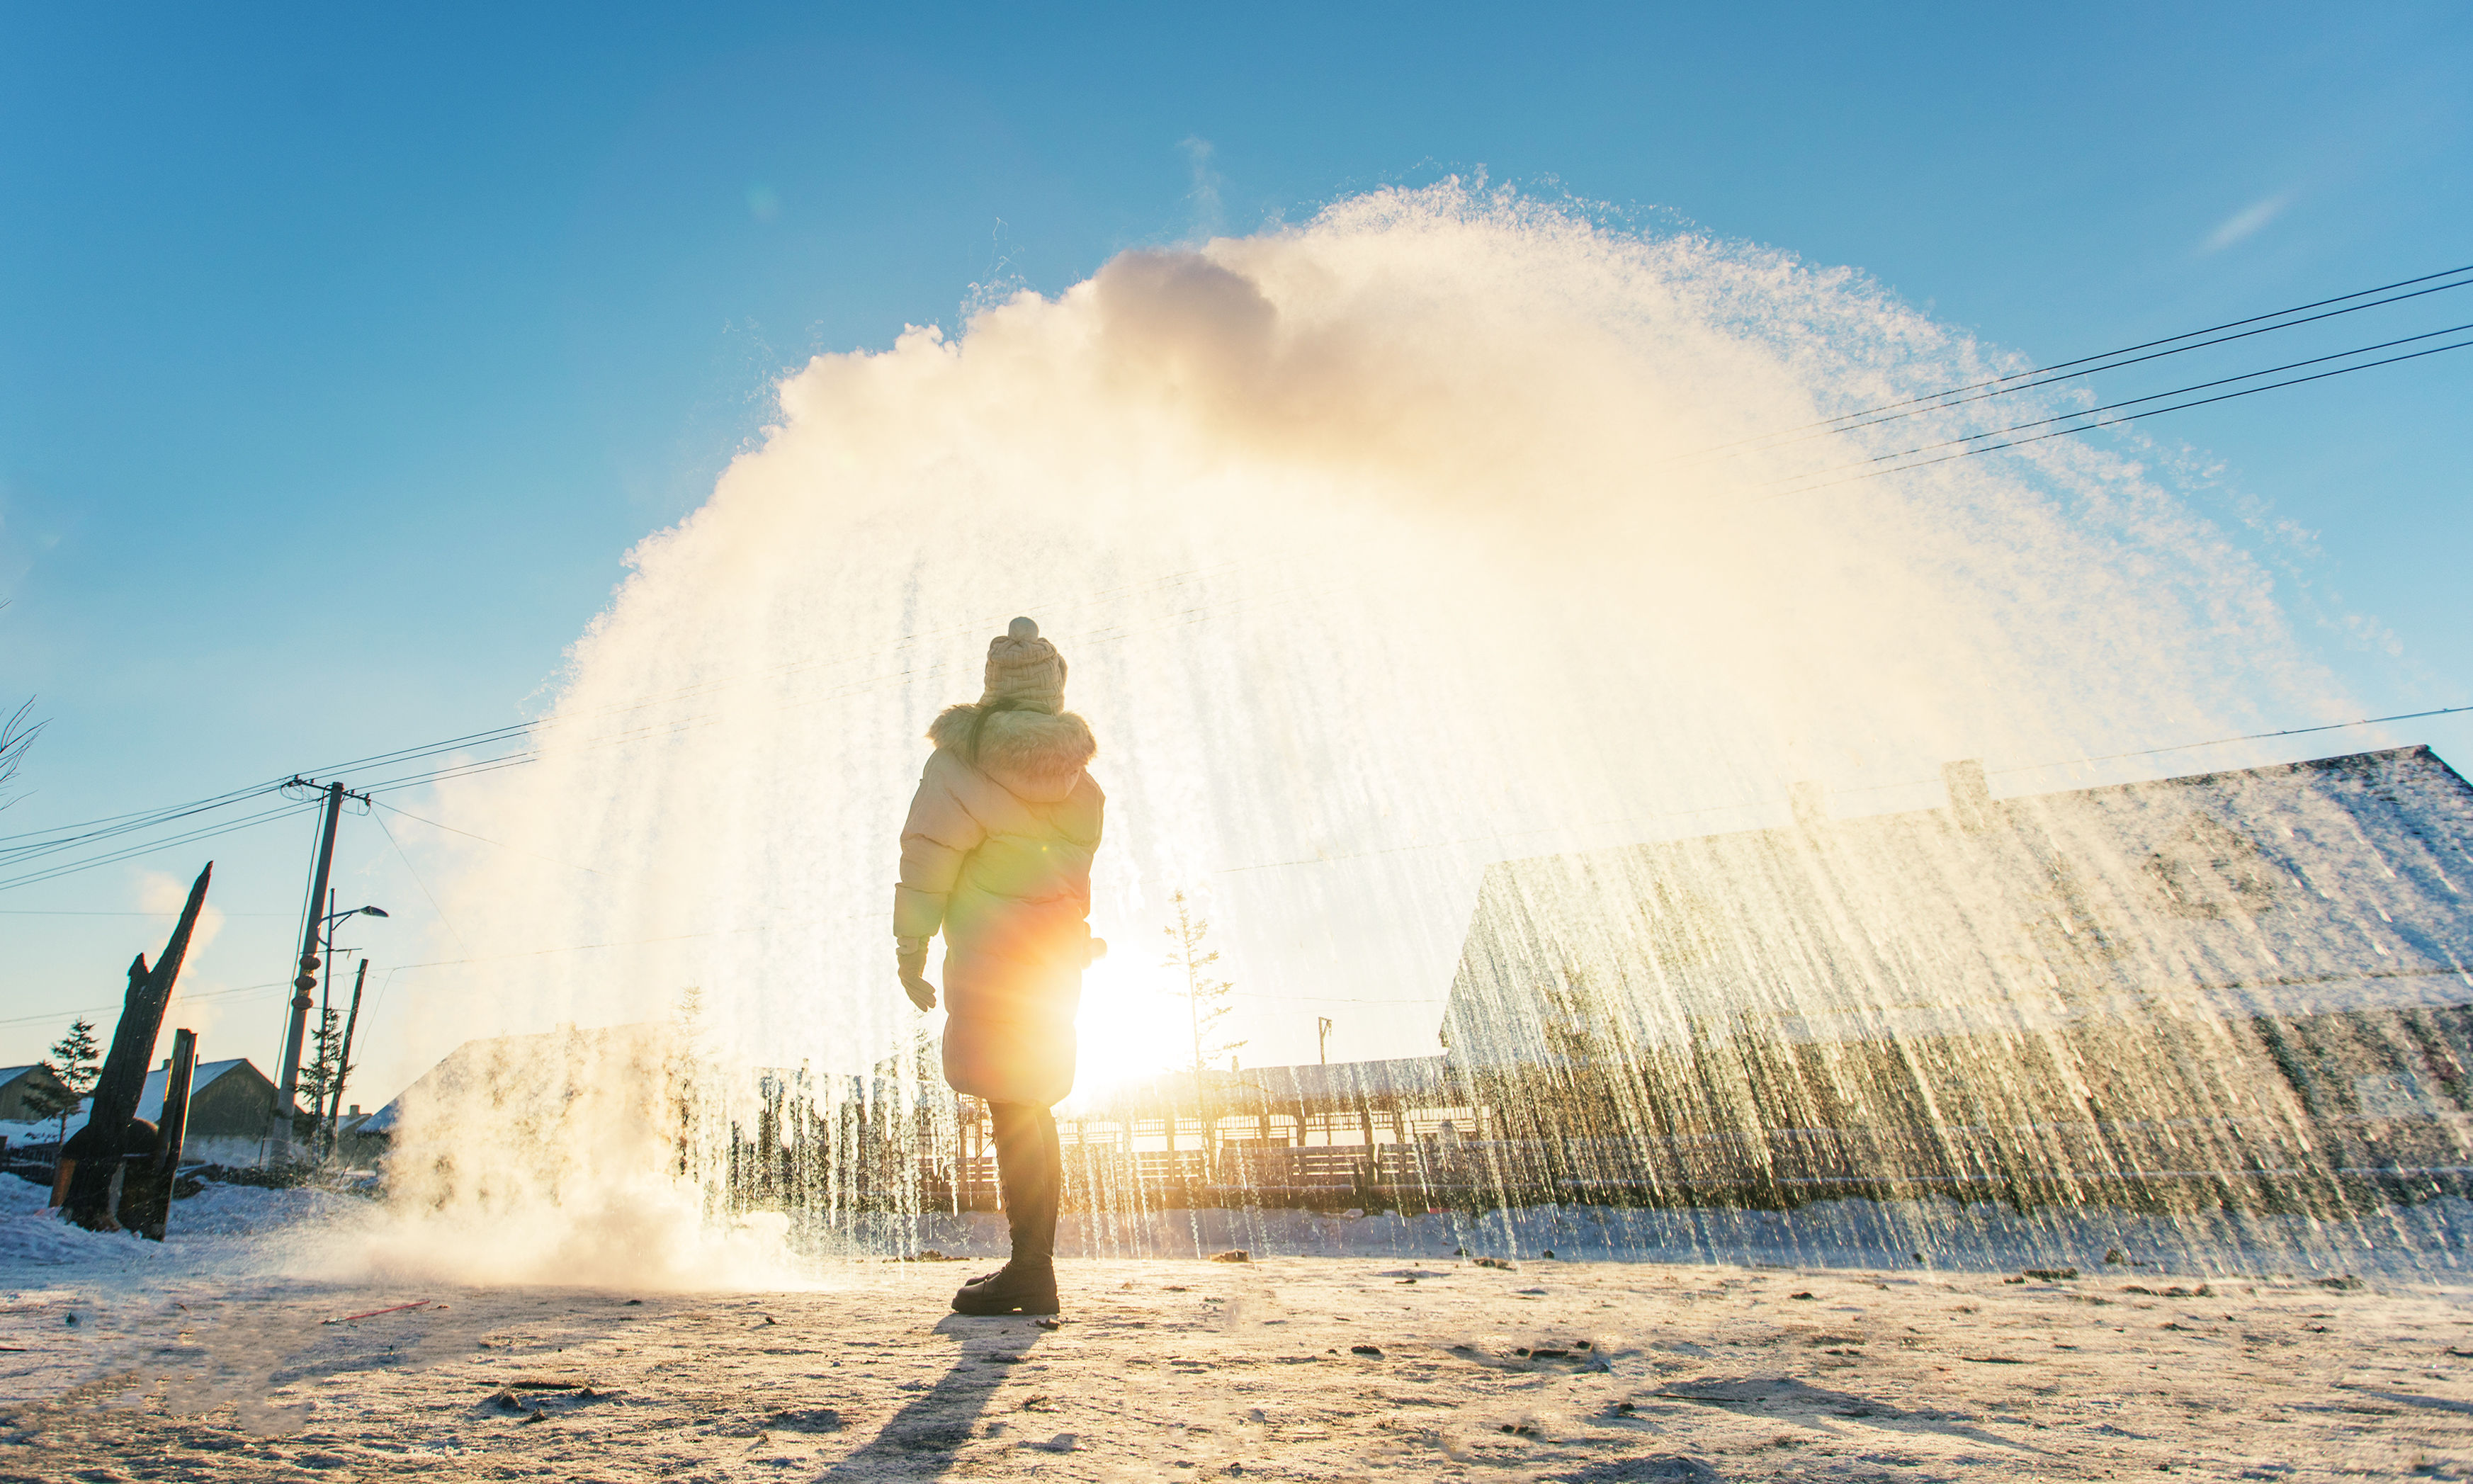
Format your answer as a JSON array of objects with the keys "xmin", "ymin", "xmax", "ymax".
[{"xmin": 362, "ymin": 183, "xmax": 2338, "ymax": 1284}]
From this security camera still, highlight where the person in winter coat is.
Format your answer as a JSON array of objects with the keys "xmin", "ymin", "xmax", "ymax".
[{"xmin": 895, "ymin": 616, "xmax": 1104, "ymax": 1316}]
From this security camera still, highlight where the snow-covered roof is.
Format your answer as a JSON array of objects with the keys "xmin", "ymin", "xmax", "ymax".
[
  {"xmin": 1444, "ymin": 745, "xmax": 2473, "ymax": 1065},
  {"xmin": 0, "ymin": 1058, "xmax": 261, "ymax": 1142},
  {"xmin": 133, "ymin": 1059, "xmax": 254, "ymax": 1122},
  {"xmin": 362, "ymin": 1021, "xmax": 672, "ymax": 1138}
]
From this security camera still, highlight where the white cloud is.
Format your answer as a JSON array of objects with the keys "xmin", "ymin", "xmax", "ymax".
[
  {"xmin": 136, "ymin": 868, "xmax": 224, "ymax": 953},
  {"xmin": 2202, "ymin": 192, "xmax": 2294, "ymax": 254}
]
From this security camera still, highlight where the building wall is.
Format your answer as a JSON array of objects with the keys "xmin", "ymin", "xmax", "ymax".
[
  {"xmin": 186, "ymin": 1066, "xmax": 275, "ymax": 1140},
  {"xmin": 181, "ymin": 1135, "xmax": 270, "ymax": 1167},
  {"xmin": 0, "ymin": 1070, "xmax": 70, "ymax": 1123}
]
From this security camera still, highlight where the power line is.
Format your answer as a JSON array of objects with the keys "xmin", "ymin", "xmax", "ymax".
[
  {"xmin": 0, "ymin": 909, "xmax": 288, "ymax": 917},
  {"xmin": 1769, "ymin": 322, "xmax": 2473, "ymax": 487},
  {"xmin": 369, "ymin": 807, "xmax": 470, "ymax": 953},
  {"xmin": 1726, "ymin": 276, "xmax": 2473, "ymax": 458},
  {"xmin": 1762, "ymin": 334, "xmax": 2473, "ymax": 499},
  {"xmin": 1988, "ymin": 703, "xmax": 2473, "ymax": 776},
  {"xmin": 370, "ymin": 801, "xmax": 611, "ymax": 878},
  {"xmin": 0, "ymin": 980, "xmax": 290, "ymax": 1031},
  {"xmin": 0, "ymin": 782, "xmax": 286, "ymax": 861},
  {"xmin": 0, "ymin": 798, "xmax": 322, "ymax": 893},
  {"xmin": 0, "ymin": 559, "xmax": 1275, "ymax": 895},
  {"xmin": 0, "ymin": 560, "xmax": 1279, "ymax": 895},
  {"xmin": 1745, "ymin": 259, "xmax": 2473, "ymax": 445},
  {"xmin": 0, "ymin": 780, "xmax": 284, "ymax": 847}
]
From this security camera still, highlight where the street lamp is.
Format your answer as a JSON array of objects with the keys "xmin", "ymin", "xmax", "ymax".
[
  {"xmin": 281, "ymin": 900, "xmax": 389, "ymax": 1141},
  {"xmin": 309, "ymin": 905, "xmax": 388, "ymax": 975},
  {"xmin": 307, "ymin": 904, "xmax": 387, "ymax": 1163}
]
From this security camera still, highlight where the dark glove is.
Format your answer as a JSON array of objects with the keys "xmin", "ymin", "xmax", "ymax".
[{"xmin": 898, "ymin": 944, "xmax": 937, "ymax": 1012}]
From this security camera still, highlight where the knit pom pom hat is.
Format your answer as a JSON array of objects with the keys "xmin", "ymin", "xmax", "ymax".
[{"xmin": 981, "ymin": 616, "xmax": 1066, "ymax": 712}]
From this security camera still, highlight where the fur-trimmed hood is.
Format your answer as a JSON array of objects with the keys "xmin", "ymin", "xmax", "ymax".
[{"xmin": 928, "ymin": 703, "xmax": 1097, "ymax": 803}]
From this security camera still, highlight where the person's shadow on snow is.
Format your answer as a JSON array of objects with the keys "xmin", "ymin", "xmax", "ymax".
[{"xmin": 818, "ymin": 1315, "xmax": 1051, "ymax": 1475}]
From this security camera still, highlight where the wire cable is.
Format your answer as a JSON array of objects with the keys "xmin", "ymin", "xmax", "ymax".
[
  {"xmin": 1758, "ymin": 259, "xmax": 2473, "ymax": 441},
  {"xmin": 0, "ymin": 782, "xmax": 288, "ymax": 861},
  {"xmin": 1762, "ymin": 335, "xmax": 2473, "ymax": 499},
  {"xmin": 0, "ymin": 780, "xmax": 286, "ymax": 847},
  {"xmin": 1988, "ymin": 703, "xmax": 2473, "ymax": 776},
  {"xmin": 0, "ymin": 799, "xmax": 321, "ymax": 892},
  {"xmin": 1768, "ymin": 322, "xmax": 2473, "ymax": 487},
  {"xmin": 1715, "ymin": 277, "xmax": 2473, "ymax": 459},
  {"xmin": 370, "ymin": 801, "xmax": 611, "ymax": 878},
  {"xmin": 0, "ymin": 980, "xmax": 293, "ymax": 1032},
  {"xmin": 0, "ymin": 552, "xmax": 1307, "ymax": 897},
  {"xmin": 369, "ymin": 807, "xmax": 470, "ymax": 953}
]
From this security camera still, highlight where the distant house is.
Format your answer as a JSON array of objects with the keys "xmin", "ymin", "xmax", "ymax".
[
  {"xmin": 364, "ymin": 1021, "xmax": 684, "ymax": 1182},
  {"xmin": 1, "ymin": 1058, "xmax": 277, "ymax": 1167},
  {"xmin": 0, "ymin": 1064, "xmax": 73, "ymax": 1124},
  {"xmin": 367, "ymin": 1021, "xmax": 675, "ymax": 1140},
  {"xmin": 1434, "ymin": 745, "xmax": 2473, "ymax": 1202},
  {"xmin": 322, "ymin": 1104, "xmax": 387, "ymax": 1165},
  {"xmin": 136, "ymin": 1059, "xmax": 278, "ymax": 1167}
]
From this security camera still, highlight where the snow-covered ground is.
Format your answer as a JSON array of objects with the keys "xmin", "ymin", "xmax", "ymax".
[
  {"xmin": 0, "ymin": 1167, "xmax": 378, "ymax": 1267},
  {"xmin": 5, "ymin": 1177, "xmax": 2472, "ymax": 1480}
]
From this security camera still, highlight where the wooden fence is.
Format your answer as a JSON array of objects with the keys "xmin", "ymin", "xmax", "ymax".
[{"xmin": 897, "ymin": 1110, "xmax": 2473, "ymax": 1216}]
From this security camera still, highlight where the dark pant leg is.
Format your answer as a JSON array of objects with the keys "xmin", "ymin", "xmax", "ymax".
[{"xmin": 987, "ymin": 1100, "xmax": 1060, "ymax": 1267}]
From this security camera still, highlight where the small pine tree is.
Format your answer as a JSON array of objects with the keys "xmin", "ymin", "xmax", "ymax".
[
  {"xmin": 21, "ymin": 1061, "xmax": 72, "ymax": 1146},
  {"xmin": 298, "ymin": 1007, "xmax": 344, "ymax": 1134},
  {"xmin": 1162, "ymin": 890, "xmax": 1246, "ymax": 1084},
  {"xmin": 27, "ymin": 1018, "xmax": 101, "ymax": 1146}
]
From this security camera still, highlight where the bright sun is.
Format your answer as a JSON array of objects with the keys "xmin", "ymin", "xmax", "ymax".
[{"xmin": 1063, "ymin": 950, "xmax": 1189, "ymax": 1106}]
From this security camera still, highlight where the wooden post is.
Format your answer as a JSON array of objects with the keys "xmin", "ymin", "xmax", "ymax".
[
  {"xmin": 122, "ymin": 1029, "xmax": 197, "ymax": 1241},
  {"xmin": 157, "ymin": 1031, "xmax": 198, "ymax": 1175},
  {"xmin": 324, "ymin": 958, "xmax": 368, "ymax": 1157},
  {"xmin": 62, "ymin": 864, "xmax": 210, "ymax": 1231}
]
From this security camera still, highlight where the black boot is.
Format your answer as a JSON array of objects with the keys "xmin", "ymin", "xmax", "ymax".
[
  {"xmin": 956, "ymin": 1101, "xmax": 1063, "ymax": 1316},
  {"xmin": 951, "ymin": 1258, "xmax": 1058, "ymax": 1315}
]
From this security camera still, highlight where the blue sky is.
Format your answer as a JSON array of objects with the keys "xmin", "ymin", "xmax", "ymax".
[{"xmin": 2, "ymin": 3, "xmax": 2468, "ymax": 1081}]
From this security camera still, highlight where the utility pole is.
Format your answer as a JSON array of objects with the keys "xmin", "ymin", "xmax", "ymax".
[
  {"xmin": 274, "ymin": 777, "xmax": 366, "ymax": 1162},
  {"xmin": 1317, "ymin": 1016, "xmax": 1334, "ymax": 1067}
]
